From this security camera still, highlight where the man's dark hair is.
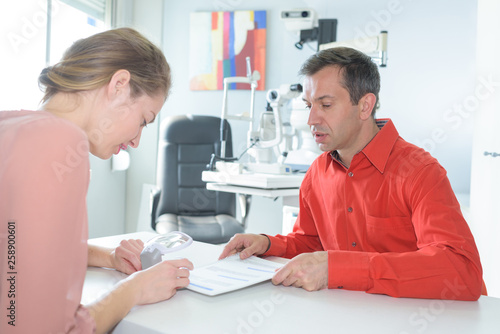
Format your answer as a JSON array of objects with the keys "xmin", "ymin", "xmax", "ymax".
[{"xmin": 299, "ymin": 47, "xmax": 380, "ymax": 116}]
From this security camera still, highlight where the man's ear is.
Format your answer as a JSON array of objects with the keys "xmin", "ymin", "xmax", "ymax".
[
  {"xmin": 107, "ymin": 69, "xmax": 131, "ymax": 100},
  {"xmin": 358, "ymin": 93, "xmax": 377, "ymax": 120}
]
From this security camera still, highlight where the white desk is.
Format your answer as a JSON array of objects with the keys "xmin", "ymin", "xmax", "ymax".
[
  {"xmin": 202, "ymin": 171, "xmax": 305, "ymax": 190},
  {"xmin": 202, "ymin": 171, "xmax": 304, "ymax": 233},
  {"xmin": 84, "ymin": 232, "xmax": 500, "ymax": 334},
  {"xmin": 206, "ymin": 182, "xmax": 299, "ymax": 198},
  {"xmin": 202, "ymin": 170, "xmax": 304, "ymax": 205}
]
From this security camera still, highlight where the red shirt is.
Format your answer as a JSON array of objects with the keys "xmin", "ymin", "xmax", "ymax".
[{"xmin": 265, "ymin": 119, "xmax": 484, "ymax": 300}]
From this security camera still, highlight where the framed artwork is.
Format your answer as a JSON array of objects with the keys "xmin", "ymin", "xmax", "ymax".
[{"xmin": 189, "ymin": 10, "xmax": 266, "ymax": 91}]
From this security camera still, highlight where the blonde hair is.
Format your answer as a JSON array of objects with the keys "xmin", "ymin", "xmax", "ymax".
[{"xmin": 39, "ymin": 27, "xmax": 171, "ymax": 103}]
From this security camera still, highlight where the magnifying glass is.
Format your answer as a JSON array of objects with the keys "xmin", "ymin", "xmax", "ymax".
[{"xmin": 140, "ymin": 231, "xmax": 193, "ymax": 270}]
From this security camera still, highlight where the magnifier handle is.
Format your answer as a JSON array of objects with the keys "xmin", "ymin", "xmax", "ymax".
[{"xmin": 140, "ymin": 248, "xmax": 163, "ymax": 270}]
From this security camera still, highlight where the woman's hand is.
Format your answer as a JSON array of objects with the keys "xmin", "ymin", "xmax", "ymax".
[
  {"xmin": 128, "ymin": 258, "xmax": 194, "ymax": 304},
  {"xmin": 88, "ymin": 239, "xmax": 144, "ymax": 274},
  {"xmin": 88, "ymin": 257, "xmax": 194, "ymax": 333},
  {"xmin": 109, "ymin": 239, "xmax": 144, "ymax": 274}
]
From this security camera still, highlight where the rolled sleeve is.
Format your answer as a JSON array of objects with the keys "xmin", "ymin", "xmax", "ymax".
[{"xmin": 328, "ymin": 250, "xmax": 371, "ymax": 291}]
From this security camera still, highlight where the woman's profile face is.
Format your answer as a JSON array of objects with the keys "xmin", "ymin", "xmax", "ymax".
[{"xmin": 89, "ymin": 92, "xmax": 165, "ymax": 159}]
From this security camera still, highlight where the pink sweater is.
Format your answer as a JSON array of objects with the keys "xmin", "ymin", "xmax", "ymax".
[{"xmin": 0, "ymin": 110, "xmax": 96, "ymax": 333}]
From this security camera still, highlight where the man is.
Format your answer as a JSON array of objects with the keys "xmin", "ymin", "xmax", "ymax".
[{"xmin": 219, "ymin": 47, "xmax": 485, "ymax": 300}]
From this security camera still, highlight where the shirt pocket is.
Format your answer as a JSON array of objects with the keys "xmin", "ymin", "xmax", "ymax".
[{"xmin": 365, "ymin": 215, "xmax": 417, "ymax": 253}]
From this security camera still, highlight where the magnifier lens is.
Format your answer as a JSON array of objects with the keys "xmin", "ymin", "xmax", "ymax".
[
  {"xmin": 155, "ymin": 233, "xmax": 191, "ymax": 249},
  {"xmin": 140, "ymin": 231, "xmax": 193, "ymax": 270}
]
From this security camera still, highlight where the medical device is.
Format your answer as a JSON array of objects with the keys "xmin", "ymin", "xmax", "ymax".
[
  {"xmin": 215, "ymin": 75, "xmax": 319, "ymax": 175},
  {"xmin": 280, "ymin": 8, "xmax": 317, "ymax": 31},
  {"xmin": 140, "ymin": 231, "xmax": 193, "ymax": 269},
  {"xmin": 217, "ymin": 57, "xmax": 294, "ymax": 174},
  {"xmin": 244, "ymin": 83, "xmax": 304, "ymax": 174},
  {"xmin": 319, "ymin": 30, "xmax": 389, "ymax": 67},
  {"xmin": 280, "ymin": 8, "xmax": 388, "ymax": 66},
  {"xmin": 284, "ymin": 98, "xmax": 323, "ymax": 172},
  {"xmin": 215, "ymin": 55, "xmax": 323, "ymax": 175},
  {"xmin": 280, "ymin": 8, "xmax": 337, "ymax": 50},
  {"xmin": 218, "ymin": 57, "xmax": 260, "ymax": 160}
]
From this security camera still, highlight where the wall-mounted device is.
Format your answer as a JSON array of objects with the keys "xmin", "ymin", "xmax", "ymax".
[
  {"xmin": 319, "ymin": 31, "xmax": 388, "ymax": 67},
  {"xmin": 280, "ymin": 9, "xmax": 316, "ymax": 31},
  {"xmin": 280, "ymin": 8, "xmax": 337, "ymax": 50},
  {"xmin": 280, "ymin": 8, "xmax": 388, "ymax": 66}
]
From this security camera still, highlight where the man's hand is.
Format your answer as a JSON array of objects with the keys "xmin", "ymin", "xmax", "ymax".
[
  {"xmin": 272, "ymin": 251, "xmax": 328, "ymax": 291},
  {"xmin": 219, "ymin": 233, "xmax": 270, "ymax": 260}
]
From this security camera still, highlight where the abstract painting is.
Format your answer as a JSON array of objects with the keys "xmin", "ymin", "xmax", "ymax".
[{"xmin": 189, "ymin": 10, "xmax": 266, "ymax": 91}]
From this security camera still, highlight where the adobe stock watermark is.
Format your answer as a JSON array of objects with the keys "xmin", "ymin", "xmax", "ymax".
[
  {"xmin": 399, "ymin": 277, "xmax": 469, "ymax": 334},
  {"xmin": 223, "ymin": 291, "xmax": 286, "ymax": 334},
  {"xmin": 51, "ymin": 116, "xmax": 118, "ymax": 183},
  {"xmin": 351, "ymin": 0, "xmax": 406, "ymax": 51},
  {"xmin": 178, "ymin": 186, "xmax": 218, "ymax": 212},
  {"xmin": 413, "ymin": 74, "xmax": 499, "ymax": 155},
  {"xmin": 7, "ymin": 0, "xmax": 62, "ymax": 54},
  {"xmin": 380, "ymin": 74, "xmax": 499, "ymax": 185},
  {"xmin": 212, "ymin": 0, "xmax": 244, "ymax": 11}
]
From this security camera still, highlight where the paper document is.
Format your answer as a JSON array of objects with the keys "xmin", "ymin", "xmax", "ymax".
[
  {"xmin": 161, "ymin": 241, "xmax": 221, "ymax": 269},
  {"xmin": 187, "ymin": 254, "xmax": 284, "ymax": 296}
]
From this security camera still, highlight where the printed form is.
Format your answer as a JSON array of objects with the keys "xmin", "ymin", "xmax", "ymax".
[{"xmin": 187, "ymin": 254, "xmax": 285, "ymax": 296}]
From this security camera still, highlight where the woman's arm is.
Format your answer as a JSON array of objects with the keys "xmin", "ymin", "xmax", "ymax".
[
  {"xmin": 0, "ymin": 115, "xmax": 97, "ymax": 333},
  {"xmin": 86, "ymin": 258, "xmax": 193, "ymax": 334},
  {"xmin": 88, "ymin": 239, "xmax": 144, "ymax": 274}
]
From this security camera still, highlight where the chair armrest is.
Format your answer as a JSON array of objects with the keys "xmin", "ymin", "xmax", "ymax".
[
  {"xmin": 237, "ymin": 194, "xmax": 252, "ymax": 230},
  {"xmin": 150, "ymin": 187, "xmax": 161, "ymax": 230}
]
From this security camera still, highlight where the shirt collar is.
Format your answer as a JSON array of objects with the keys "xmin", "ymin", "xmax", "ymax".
[
  {"xmin": 328, "ymin": 118, "xmax": 399, "ymax": 173},
  {"xmin": 361, "ymin": 118, "xmax": 399, "ymax": 173}
]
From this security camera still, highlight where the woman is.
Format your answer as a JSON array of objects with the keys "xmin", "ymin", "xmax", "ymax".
[{"xmin": 0, "ymin": 28, "xmax": 193, "ymax": 333}]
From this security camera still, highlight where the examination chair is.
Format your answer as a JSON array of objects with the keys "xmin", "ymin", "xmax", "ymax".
[{"xmin": 150, "ymin": 114, "xmax": 250, "ymax": 244}]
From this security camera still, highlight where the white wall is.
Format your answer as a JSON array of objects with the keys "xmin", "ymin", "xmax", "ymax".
[
  {"xmin": 156, "ymin": 0, "xmax": 477, "ymax": 234},
  {"xmin": 122, "ymin": 0, "xmax": 165, "ymax": 234},
  {"xmin": 470, "ymin": 0, "xmax": 500, "ymax": 298}
]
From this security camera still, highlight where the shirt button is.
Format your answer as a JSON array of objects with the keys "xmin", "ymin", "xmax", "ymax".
[
  {"xmin": 347, "ymin": 207, "xmax": 353, "ymax": 213},
  {"xmin": 348, "ymin": 172, "xmax": 354, "ymax": 177},
  {"xmin": 352, "ymin": 242, "xmax": 357, "ymax": 247}
]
